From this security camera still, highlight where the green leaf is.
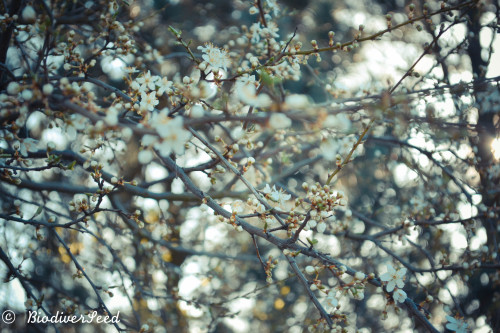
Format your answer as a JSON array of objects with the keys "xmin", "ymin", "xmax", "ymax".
[
  {"xmin": 67, "ymin": 160, "xmax": 77, "ymax": 170},
  {"xmin": 168, "ymin": 26, "xmax": 181, "ymax": 37},
  {"xmin": 306, "ymin": 237, "xmax": 318, "ymax": 245}
]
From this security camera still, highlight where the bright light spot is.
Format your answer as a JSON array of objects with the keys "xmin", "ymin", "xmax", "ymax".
[
  {"xmin": 42, "ymin": 128, "xmax": 67, "ymax": 149},
  {"xmin": 353, "ymin": 12, "xmax": 366, "ymax": 27},
  {"xmin": 101, "ymin": 57, "xmax": 126, "ymax": 80},
  {"xmin": 142, "ymin": 198, "xmax": 158, "ymax": 211},
  {"xmin": 457, "ymin": 201, "xmax": 476, "ymax": 219},
  {"xmin": 193, "ymin": 24, "xmax": 216, "ymax": 42},
  {"xmin": 224, "ymin": 298, "xmax": 255, "ymax": 332},
  {"xmin": 491, "ymin": 137, "xmax": 500, "ymax": 160},
  {"xmin": 145, "ymin": 163, "xmax": 167, "ymax": 181},
  {"xmin": 393, "ymin": 163, "xmax": 419, "ymax": 187},
  {"xmin": 0, "ymin": 279, "xmax": 25, "ymax": 310},
  {"xmin": 180, "ymin": 218, "xmax": 200, "ymax": 239},
  {"xmin": 178, "ymin": 275, "xmax": 201, "ymax": 297},
  {"xmin": 408, "ymin": 133, "xmax": 435, "ymax": 151},
  {"xmin": 470, "ymin": 227, "xmax": 487, "ymax": 251},
  {"xmin": 107, "ymin": 291, "xmax": 131, "ymax": 311},
  {"xmin": 184, "ymin": 261, "xmax": 201, "ymax": 275},
  {"xmin": 224, "ymin": 317, "xmax": 250, "ymax": 333},
  {"xmin": 440, "ymin": 222, "xmax": 468, "ymax": 250},
  {"xmin": 485, "ymin": 30, "xmax": 500, "ymax": 77},
  {"xmin": 446, "ymin": 279, "xmax": 459, "ymax": 296},
  {"xmin": 178, "ymin": 299, "xmax": 204, "ymax": 317},
  {"xmin": 450, "ymin": 231, "xmax": 468, "ymax": 250},
  {"xmin": 204, "ymin": 225, "xmax": 227, "ymax": 249}
]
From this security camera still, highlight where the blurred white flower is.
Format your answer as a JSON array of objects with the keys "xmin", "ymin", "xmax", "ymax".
[
  {"xmin": 320, "ymin": 137, "xmax": 339, "ymax": 161},
  {"xmin": 261, "ymin": 21, "xmax": 279, "ymax": 39},
  {"xmin": 237, "ymin": 74, "xmax": 257, "ymax": 86},
  {"xmin": 325, "ymin": 289, "xmax": 338, "ymax": 308},
  {"xmin": 269, "ymin": 113, "xmax": 291, "ymax": 129},
  {"xmin": 231, "ymin": 200, "xmax": 245, "ymax": 214},
  {"xmin": 235, "ymin": 81, "xmax": 272, "ymax": 108},
  {"xmin": 190, "ymin": 104, "xmax": 205, "ymax": 118},
  {"xmin": 7, "ymin": 82, "xmax": 20, "ymax": 95},
  {"xmin": 305, "ymin": 266, "xmax": 316, "ymax": 274},
  {"xmin": 14, "ymin": 138, "xmax": 38, "ymax": 157},
  {"xmin": 151, "ymin": 115, "xmax": 191, "ymax": 156},
  {"xmin": 323, "ymin": 113, "xmax": 351, "ymax": 131},
  {"xmin": 316, "ymin": 222, "xmax": 327, "ymax": 233},
  {"xmin": 105, "ymin": 106, "xmax": 119, "ymax": 125},
  {"xmin": 284, "ymin": 94, "xmax": 309, "ymax": 110},
  {"xmin": 249, "ymin": 22, "xmax": 262, "ymax": 43},
  {"xmin": 138, "ymin": 150, "xmax": 153, "ymax": 164},
  {"xmin": 42, "ymin": 83, "xmax": 54, "ymax": 95},
  {"xmin": 445, "ymin": 316, "xmax": 468, "ymax": 333},
  {"xmin": 22, "ymin": 6, "xmax": 36, "ymax": 22}
]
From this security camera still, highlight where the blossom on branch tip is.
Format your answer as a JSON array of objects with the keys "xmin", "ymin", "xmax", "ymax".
[
  {"xmin": 380, "ymin": 264, "xmax": 407, "ymax": 292},
  {"xmin": 197, "ymin": 43, "xmax": 231, "ymax": 74},
  {"xmin": 392, "ymin": 289, "xmax": 407, "ymax": 303},
  {"xmin": 262, "ymin": 184, "xmax": 291, "ymax": 207}
]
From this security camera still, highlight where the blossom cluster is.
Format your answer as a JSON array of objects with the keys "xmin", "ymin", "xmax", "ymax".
[{"xmin": 0, "ymin": 0, "xmax": 496, "ymax": 332}]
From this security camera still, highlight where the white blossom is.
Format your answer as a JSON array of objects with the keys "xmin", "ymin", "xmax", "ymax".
[
  {"xmin": 138, "ymin": 150, "xmax": 153, "ymax": 164},
  {"xmin": 320, "ymin": 137, "xmax": 339, "ymax": 161},
  {"xmin": 231, "ymin": 200, "xmax": 245, "ymax": 214},
  {"xmin": 42, "ymin": 83, "xmax": 54, "ymax": 95},
  {"xmin": 136, "ymin": 70, "xmax": 157, "ymax": 91},
  {"xmin": 305, "ymin": 266, "xmax": 316, "ymax": 274},
  {"xmin": 156, "ymin": 76, "xmax": 173, "ymax": 96},
  {"xmin": 7, "ymin": 82, "xmax": 20, "ymax": 95},
  {"xmin": 323, "ymin": 114, "xmax": 352, "ymax": 132},
  {"xmin": 284, "ymin": 94, "xmax": 309, "ymax": 110},
  {"xmin": 140, "ymin": 91, "xmax": 158, "ymax": 111},
  {"xmin": 151, "ymin": 115, "xmax": 191, "ymax": 156},
  {"xmin": 269, "ymin": 113, "xmax": 291, "ymax": 129},
  {"xmin": 22, "ymin": 6, "xmax": 36, "ymax": 22},
  {"xmin": 190, "ymin": 104, "xmax": 205, "ymax": 118},
  {"xmin": 380, "ymin": 264, "xmax": 407, "ymax": 292},
  {"xmin": 262, "ymin": 184, "xmax": 291, "ymax": 207},
  {"xmin": 198, "ymin": 43, "xmax": 231, "ymax": 74},
  {"xmin": 235, "ymin": 81, "xmax": 272, "ymax": 108},
  {"xmin": 445, "ymin": 316, "xmax": 468, "ymax": 333},
  {"xmin": 316, "ymin": 222, "xmax": 327, "ymax": 233},
  {"xmin": 325, "ymin": 289, "xmax": 338, "ymax": 308},
  {"xmin": 392, "ymin": 289, "xmax": 407, "ymax": 303}
]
